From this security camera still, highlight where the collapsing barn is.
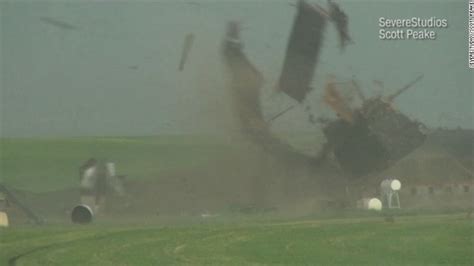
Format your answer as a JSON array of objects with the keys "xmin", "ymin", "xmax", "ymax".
[
  {"xmin": 221, "ymin": 0, "xmax": 426, "ymax": 182},
  {"xmin": 321, "ymin": 75, "xmax": 427, "ymax": 177}
]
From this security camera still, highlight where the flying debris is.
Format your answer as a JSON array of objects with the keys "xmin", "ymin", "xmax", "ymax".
[
  {"xmin": 268, "ymin": 106, "xmax": 295, "ymax": 123},
  {"xmin": 323, "ymin": 76, "xmax": 354, "ymax": 123},
  {"xmin": 178, "ymin": 33, "xmax": 195, "ymax": 71},
  {"xmin": 386, "ymin": 74, "xmax": 424, "ymax": 102},
  {"xmin": 278, "ymin": 0, "xmax": 354, "ymax": 102},
  {"xmin": 328, "ymin": 0, "xmax": 353, "ymax": 49},
  {"xmin": 277, "ymin": 0, "xmax": 329, "ymax": 102},
  {"xmin": 40, "ymin": 17, "xmax": 79, "ymax": 31}
]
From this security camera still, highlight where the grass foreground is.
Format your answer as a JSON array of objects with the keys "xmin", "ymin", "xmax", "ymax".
[{"xmin": 1, "ymin": 214, "xmax": 473, "ymax": 265}]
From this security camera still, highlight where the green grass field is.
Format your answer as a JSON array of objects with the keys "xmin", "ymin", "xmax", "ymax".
[
  {"xmin": 0, "ymin": 136, "xmax": 234, "ymax": 192},
  {"xmin": 1, "ymin": 214, "xmax": 472, "ymax": 265},
  {"xmin": 1, "ymin": 136, "xmax": 473, "ymax": 265}
]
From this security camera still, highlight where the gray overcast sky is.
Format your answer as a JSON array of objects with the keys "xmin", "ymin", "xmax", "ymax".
[{"xmin": 1, "ymin": 0, "xmax": 472, "ymax": 137}]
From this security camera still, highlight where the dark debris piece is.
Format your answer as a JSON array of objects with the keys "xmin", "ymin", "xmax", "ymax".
[{"xmin": 278, "ymin": 0, "xmax": 328, "ymax": 102}]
